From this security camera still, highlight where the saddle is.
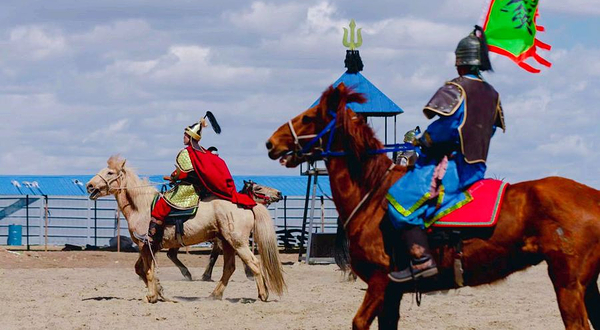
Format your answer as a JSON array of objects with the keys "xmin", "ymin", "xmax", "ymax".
[
  {"xmin": 426, "ymin": 179, "xmax": 509, "ymax": 286},
  {"xmin": 151, "ymin": 195, "xmax": 197, "ymax": 245}
]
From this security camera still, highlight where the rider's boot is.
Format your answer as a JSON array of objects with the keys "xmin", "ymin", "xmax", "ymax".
[
  {"xmin": 148, "ymin": 217, "xmax": 165, "ymax": 250},
  {"xmin": 389, "ymin": 225, "xmax": 438, "ymax": 283}
]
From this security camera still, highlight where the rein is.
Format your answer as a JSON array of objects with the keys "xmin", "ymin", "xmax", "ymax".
[
  {"xmin": 343, "ymin": 163, "xmax": 395, "ymax": 228},
  {"xmin": 288, "ymin": 110, "xmax": 416, "ymax": 160},
  {"xmin": 287, "ymin": 107, "xmax": 410, "ymax": 228},
  {"xmin": 96, "ymin": 171, "xmax": 164, "ymax": 192}
]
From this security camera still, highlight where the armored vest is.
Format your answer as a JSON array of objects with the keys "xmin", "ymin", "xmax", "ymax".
[
  {"xmin": 423, "ymin": 76, "xmax": 505, "ymax": 164},
  {"xmin": 162, "ymin": 149, "xmax": 201, "ymax": 209}
]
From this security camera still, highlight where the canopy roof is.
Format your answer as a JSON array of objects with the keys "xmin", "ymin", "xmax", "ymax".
[
  {"xmin": 0, "ymin": 175, "xmax": 330, "ymax": 197},
  {"xmin": 310, "ymin": 72, "xmax": 403, "ymax": 117}
]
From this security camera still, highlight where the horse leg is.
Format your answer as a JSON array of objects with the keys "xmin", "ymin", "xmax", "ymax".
[
  {"xmin": 202, "ymin": 240, "xmax": 222, "ymax": 281},
  {"xmin": 235, "ymin": 245, "xmax": 269, "ymax": 302},
  {"xmin": 585, "ymin": 276, "xmax": 600, "ymax": 329},
  {"xmin": 353, "ymin": 270, "xmax": 388, "ymax": 330},
  {"xmin": 209, "ymin": 241, "xmax": 235, "ymax": 300},
  {"xmin": 141, "ymin": 244, "xmax": 162, "ymax": 303},
  {"xmin": 377, "ymin": 283, "xmax": 403, "ymax": 330},
  {"xmin": 166, "ymin": 248, "xmax": 192, "ymax": 281},
  {"xmin": 243, "ymin": 239, "xmax": 255, "ymax": 280},
  {"xmin": 548, "ymin": 261, "xmax": 590, "ymax": 330},
  {"xmin": 134, "ymin": 254, "xmax": 148, "ymax": 286}
]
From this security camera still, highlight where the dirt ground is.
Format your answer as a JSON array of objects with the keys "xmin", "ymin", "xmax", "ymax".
[{"xmin": 0, "ymin": 247, "xmax": 591, "ymax": 330}]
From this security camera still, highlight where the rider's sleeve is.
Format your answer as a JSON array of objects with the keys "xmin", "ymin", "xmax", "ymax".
[{"xmin": 420, "ymin": 100, "xmax": 464, "ymax": 147}]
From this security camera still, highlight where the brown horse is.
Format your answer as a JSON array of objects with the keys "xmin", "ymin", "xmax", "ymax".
[{"xmin": 266, "ymin": 83, "xmax": 600, "ymax": 330}]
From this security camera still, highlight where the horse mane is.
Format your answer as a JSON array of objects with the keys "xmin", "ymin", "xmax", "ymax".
[
  {"xmin": 319, "ymin": 84, "xmax": 393, "ymax": 188},
  {"xmin": 107, "ymin": 155, "xmax": 157, "ymax": 212}
]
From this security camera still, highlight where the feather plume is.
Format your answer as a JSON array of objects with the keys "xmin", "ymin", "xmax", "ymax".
[{"xmin": 204, "ymin": 111, "xmax": 221, "ymax": 134}]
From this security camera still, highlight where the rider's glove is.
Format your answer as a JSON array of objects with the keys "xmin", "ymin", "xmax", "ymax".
[{"xmin": 416, "ymin": 132, "xmax": 433, "ymax": 149}]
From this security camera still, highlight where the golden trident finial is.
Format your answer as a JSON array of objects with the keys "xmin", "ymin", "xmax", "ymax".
[{"xmin": 343, "ymin": 19, "xmax": 362, "ymax": 50}]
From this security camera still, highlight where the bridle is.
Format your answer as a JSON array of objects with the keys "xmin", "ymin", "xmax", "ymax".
[
  {"xmin": 96, "ymin": 170, "xmax": 125, "ymax": 195},
  {"xmin": 243, "ymin": 181, "xmax": 280, "ymax": 206},
  {"xmin": 287, "ymin": 109, "xmax": 415, "ymax": 161},
  {"xmin": 285, "ymin": 107, "xmax": 417, "ymax": 228},
  {"xmin": 287, "ymin": 110, "xmax": 344, "ymax": 160},
  {"xmin": 94, "ymin": 170, "xmax": 136, "ymax": 211}
]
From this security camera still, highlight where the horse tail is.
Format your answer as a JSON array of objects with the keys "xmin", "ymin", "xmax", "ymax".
[
  {"xmin": 334, "ymin": 216, "xmax": 352, "ymax": 272},
  {"xmin": 252, "ymin": 204, "xmax": 286, "ymax": 296}
]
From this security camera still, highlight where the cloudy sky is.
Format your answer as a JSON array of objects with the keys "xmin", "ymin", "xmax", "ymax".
[{"xmin": 1, "ymin": 0, "xmax": 598, "ymax": 188}]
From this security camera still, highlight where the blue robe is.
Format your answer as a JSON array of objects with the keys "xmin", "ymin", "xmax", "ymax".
[{"xmin": 387, "ymin": 98, "xmax": 496, "ymax": 229}]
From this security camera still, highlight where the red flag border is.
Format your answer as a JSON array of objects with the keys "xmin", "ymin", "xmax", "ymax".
[{"xmin": 482, "ymin": 1, "xmax": 552, "ymax": 73}]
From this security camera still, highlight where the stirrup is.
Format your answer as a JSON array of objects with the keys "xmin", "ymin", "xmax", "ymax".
[{"xmin": 388, "ymin": 258, "xmax": 438, "ymax": 283}]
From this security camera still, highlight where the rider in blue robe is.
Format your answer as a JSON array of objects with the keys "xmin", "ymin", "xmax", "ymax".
[{"xmin": 388, "ymin": 26, "xmax": 506, "ymax": 283}]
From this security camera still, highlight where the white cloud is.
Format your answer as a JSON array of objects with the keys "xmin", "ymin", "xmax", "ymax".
[
  {"xmin": 537, "ymin": 135, "xmax": 592, "ymax": 157},
  {"xmin": 0, "ymin": 0, "xmax": 598, "ymax": 189},
  {"xmin": 0, "ymin": 25, "xmax": 68, "ymax": 61},
  {"xmin": 225, "ymin": 1, "xmax": 306, "ymax": 36},
  {"xmin": 545, "ymin": 0, "xmax": 600, "ymax": 16},
  {"xmin": 6, "ymin": 25, "xmax": 67, "ymax": 60}
]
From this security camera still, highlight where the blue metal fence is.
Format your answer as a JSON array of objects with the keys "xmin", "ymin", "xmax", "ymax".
[{"xmin": 0, "ymin": 195, "xmax": 338, "ymax": 248}]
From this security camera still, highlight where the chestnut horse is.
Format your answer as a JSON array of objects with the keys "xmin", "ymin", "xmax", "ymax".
[{"xmin": 266, "ymin": 83, "xmax": 600, "ymax": 330}]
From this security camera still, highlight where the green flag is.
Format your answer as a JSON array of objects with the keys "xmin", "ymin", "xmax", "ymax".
[{"xmin": 482, "ymin": 0, "xmax": 551, "ymax": 73}]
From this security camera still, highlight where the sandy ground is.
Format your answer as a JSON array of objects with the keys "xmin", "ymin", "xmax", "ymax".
[{"xmin": 0, "ymin": 248, "xmax": 592, "ymax": 330}]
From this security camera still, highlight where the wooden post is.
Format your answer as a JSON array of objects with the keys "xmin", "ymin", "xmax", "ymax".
[
  {"xmin": 115, "ymin": 209, "xmax": 121, "ymax": 253},
  {"xmin": 44, "ymin": 195, "xmax": 49, "ymax": 252}
]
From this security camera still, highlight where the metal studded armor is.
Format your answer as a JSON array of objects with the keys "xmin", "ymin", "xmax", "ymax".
[
  {"xmin": 424, "ymin": 76, "xmax": 505, "ymax": 163},
  {"xmin": 162, "ymin": 149, "xmax": 201, "ymax": 210}
]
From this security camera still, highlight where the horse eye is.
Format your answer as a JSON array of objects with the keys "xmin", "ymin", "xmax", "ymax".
[
  {"xmin": 302, "ymin": 115, "xmax": 313, "ymax": 124},
  {"xmin": 107, "ymin": 171, "xmax": 114, "ymax": 175}
]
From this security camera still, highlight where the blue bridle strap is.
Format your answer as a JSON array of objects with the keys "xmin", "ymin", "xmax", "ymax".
[
  {"xmin": 298, "ymin": 109, "xmax": 417, "ymax": 158},
  {"xmin": 300, "ymin": 111, "xmax": 337, "ymax": 154}
]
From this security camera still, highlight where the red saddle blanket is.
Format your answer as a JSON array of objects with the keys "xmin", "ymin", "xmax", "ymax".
[{"xmin": 432, "ymin": 179, "xmax": 509, "ymax": 228}]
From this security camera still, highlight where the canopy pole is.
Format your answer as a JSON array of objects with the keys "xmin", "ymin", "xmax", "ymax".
[{"xmin": 44, "ymin": 195, "xmax": 49, "ymax": 252}]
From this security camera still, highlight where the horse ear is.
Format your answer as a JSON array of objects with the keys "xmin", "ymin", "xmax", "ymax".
[{"xmin": 120, "ymin": 159, "xmax": 127, "ymax": 170}]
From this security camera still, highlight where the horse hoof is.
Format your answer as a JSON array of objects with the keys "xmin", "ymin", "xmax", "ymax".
[
  {"xmin": 209, "ymin": 294, "xmax": 223, "ymax": 300},
  {"xmin": 259, "ymin": 293, "xmax": 269, "ymax": 302},
  {"xmin": 201, "ymin": 275, "xmax": 212, "ymax": 282},
  {"xmin": 183, "ymin": 272, "xmax": 193, "ymax": 281},
  {"xmin": 146, "ymin": 294, "xmax": 159, "ymax": 303}
]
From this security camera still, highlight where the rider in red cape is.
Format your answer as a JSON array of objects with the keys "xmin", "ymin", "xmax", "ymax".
[
  {"xmin": 148, "ymin": 114, "xmax": 255, "ymax": 247},
  {"xmin": 185, "ymin": 144, "xmax": 256, "ymax": 207}
]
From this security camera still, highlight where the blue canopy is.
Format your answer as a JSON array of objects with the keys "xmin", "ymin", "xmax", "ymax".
[{"xmin": 311, "ymin": 72, "xmax": 403, "ymax": 116}]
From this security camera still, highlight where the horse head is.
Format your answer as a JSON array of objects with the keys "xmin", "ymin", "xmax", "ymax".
[
  {"xmin": 266, "ymin": 83, "xmax": 367, "ymax": 168},
  {"xmin": 241, "ymin": 180, "xmax": 283, "ymax": 205},
  {"xmin": 86, "ymin": 155, "xmax": 127, "ymax": 200}
]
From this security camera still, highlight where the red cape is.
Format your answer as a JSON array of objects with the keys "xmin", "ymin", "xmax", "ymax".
[{"xmin": 186, "ymin": 146, "xmax": 256, "ymax": 208}]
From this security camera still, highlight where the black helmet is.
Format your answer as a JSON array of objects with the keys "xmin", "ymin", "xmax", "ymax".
[{"xmin": 455, "ymin": 25, "xmax": 493, "ymax": 72}]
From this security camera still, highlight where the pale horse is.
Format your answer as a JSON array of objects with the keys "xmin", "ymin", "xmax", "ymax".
[
  {"xmin": 167, "ymin": 180, "xmax": 283, "ymax": 282},
  {"xmin": 86, "ymin": 156, "xmax": 286, "ymax": 303}
]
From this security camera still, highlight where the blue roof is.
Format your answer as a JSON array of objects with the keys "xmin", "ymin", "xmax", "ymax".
[
  {"xmin": 0, "ymin": 175, "xmax": 331, "ymax": 197},
  {"xmin": 311, "ymin": 72, "xmax": 403, "ymax": 116}
]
